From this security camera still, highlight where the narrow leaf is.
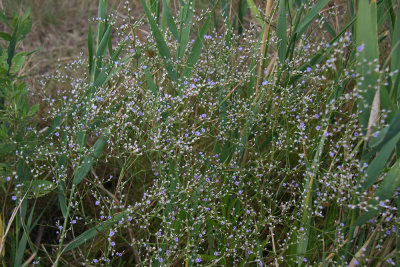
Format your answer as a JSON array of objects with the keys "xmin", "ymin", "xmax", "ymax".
[{"xmin": 141, "ymin": 0, "xmax": 178, "ymax": 81}]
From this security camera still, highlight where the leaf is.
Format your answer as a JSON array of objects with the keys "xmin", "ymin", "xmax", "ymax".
[
  {"xmin": 29, "ymin": 104, "xmax": 40, "ymax": 116},
  {"xmin": 176, "ymin": 0, "xmax": 195, "ymax": 60},
  {"xmin": 181, "ymin": 7, "xmax": 213, "ymax": 79},
  {"xmin": 390, "ymin": 1, "xmax": 400, "ymax": 98},
  {"xmin": 7, "ymin": 22, "xmax": 19, "ymax": 74},
  {"xmin": 141, "ymin": 0, "xmax": 178, "ymax": 81},
  {"xmin": 0, "ymin": 11, "xmax": 10, "ymax": 27},
  {"xmin": 145, "ymin": 68, "xmax": 158, "ymax": 96},
  {"xmin": 355, "ymin": 158, "xmax": 400, "ymax": 225},
  {"xmin": 356, "ymin": 0, "xmax": 379, "ymax": 131},
  {"xmin": 277, "ymin": 0, "xmax": 287, "ymax": 63},
  {"xmin": 162, "ymin": 0, "xmax": 178, "ymax": 40},
  {"xmin": 73, "ymin": 137, "xmax": 107, "ymax": 185},
  {"xmin": 363, "ymin": 131, "xmax": 400, "ymax": 190},
  {"xmin": 88, "ymin": 22, "xmax": 94, "ymax": 81},
  {"xmin": 0, "ymin": 32, "xmax": 11, "ymax": 41},
  {"xmin": 246, "ymin": 0, "xmax": 265, "ymax": 27},
  {"xmin": 63, "ymin": 210, "xmax": 128, "ymax": 252},
  {"xmin": 294, "ymin": 0, "xmax": 331, "ymax": 38},
  {"xmin": 11, "ymin": 52, "xmax": 26, "ymax": 74},
  {"xmin": 95, "ymin": 25, "xmax": 111, "ymax": 58},
  {"xmin": 20, "ymin": 180, "xmax": 56, "ymax": 199}
]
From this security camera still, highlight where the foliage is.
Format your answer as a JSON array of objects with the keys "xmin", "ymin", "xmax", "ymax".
[{"xmin": 1, "ymin": 0, "xmax": 400, "ymax": 266}]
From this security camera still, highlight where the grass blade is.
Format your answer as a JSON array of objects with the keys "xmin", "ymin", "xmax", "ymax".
[
  {"xmin": 88, "ymin": 22, "xmax": 94, "ymax": 81},
  {"xmin": 390, "ymin": 1, "xmax": 400, "ymax": 99},
  {"xmin": 277, "ymin": 0, "xmax": 286, "ymax": 63},
  {"xmin": 73, "ymin": 137, "xmax": 107, "ymax": 185},
  {"xmin": 355, "ymin": 158, "xmax": 400, "ymax": 225},
  {"xmin": 246, "ymin": 0, "xmax": 265, "ymax": 27},
  {"xmin": 7, "ymin": 23, "xmax": 19, "ymax": 75},
  {"xmin": 356, "ymin": 0, "xmax": 379, "ymax": 131},
  {"xmin": 181, "ymin": 6, "xmax": 214, "ymax": 79},
  {"xmin": 95, "ymin": 25, "xmax": 111, "ymax": 58},
  {"xmin": 294, "ymin": 0, "xmax": 330, "ymax": 38},
  {"xmin": 162, "ymin": 0, "xmax": 178, "ymax": 40},
  {"xmin": 63, "ymin": 211, "xmax": 129, "ymax": 252},
  {"xmin": 141, "ymin": 0, "xmax": 178, "ymax": 81},
  {"xmin": 363, "ymin": 131, "xmax": 400, "ymax": 190},
  {"xmin": 177, "ymin": 0, "xmax": 195, "ymax": 60}
]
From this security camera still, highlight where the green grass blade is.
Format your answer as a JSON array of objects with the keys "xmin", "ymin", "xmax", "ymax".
[
  {"xmin": 162, "ymin": 0, "xmax": 178, "ymax": 40},
  {"xmin": 88, "ymin": 22, "xmax": 94, "ymax": 81},
  {"xmin": 355, "ymin": 158, "xmax": 400, "ymax": 225},
  {"xmin": 356, "ymin": 0, "xmax": 379, "ymax": 131},
  {"xmin": 365, "ymin": 109, "xmax": 400, "ymax": 157},
  {"xmin": 7, "ymin": 23, "xmax": 19, "ymax": 75},
  {"xmin": 145, "ymin": 68, "xmax": 158, "ymax": 96},
  {"xmin": 363, "ymin": 131, "xmax": 400, "ymax": 190},
  {"xmin": 390, "ymin": 1, "xmax": 400, "ymax": 99},
  {"xmin": 181, "ymin": 9, "xmax": 213, "ymax": 79},
  {"xmin": 0, "ymin": 10, "xmax": 10, "ymax": 27},
  {"xmin": 73, "ymin": 137, "xmax": 107, "ymax": 185},
  {"xmin": 63, "ymin": 211, "xmax": 129, "ymax": 252},
  {"xmin": 141, "ymin": 0, "xmax": 178, "ymax": 81},
  {"xmin": 246, "ymin": 0, "xmax": 265, "ymax": 27},
  {"xmin": 95, "ymin": 25, "xmax": 111, "ymax": 58},
  {"xmin": 294, "ymin": 0, "xmax": 330, "ymax": 38},
  {"xmin": 97, "ymin": 0, "xmax": 108, "ymax": 47},
  {"xmin": 177, "ymin": 0, "xmax": 195, "ymax": 60},
  {"xmin": 277, "ymin": 0, "xmax": 287, "ymax": 63}
]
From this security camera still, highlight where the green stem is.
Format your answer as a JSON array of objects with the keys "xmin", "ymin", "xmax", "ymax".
[{"xmin": 54, "ymin": 184, "xmax": 76, "ymax": 267}]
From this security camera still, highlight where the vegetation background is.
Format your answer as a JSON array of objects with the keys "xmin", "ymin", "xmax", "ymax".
[{"xmin": 0, "ymin": 0, "xmax": 399, "ymax": 266}]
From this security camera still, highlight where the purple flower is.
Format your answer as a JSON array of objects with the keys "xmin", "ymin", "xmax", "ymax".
[
  {"xmin": 315, "ymin": 126, "xmax": 321, "ymax": 131},
  {"xmin": 195, "ymin": 258, "xmax": 202, "ymax": 263},
  {"xmin": 357, "ymin": 44, "xmax": 365, "ymax": 52}
]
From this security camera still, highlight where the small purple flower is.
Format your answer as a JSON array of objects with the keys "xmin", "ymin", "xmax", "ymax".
[
  {"xmin": 324, "ymin": 131, "xmax": 329, "ymax": 137},
  {"xmin": 110, "ymin": 241, "xmax": 115, "ymax": 247},
  {"xmin": 306, "ymin": 67, "xmax": 312, "ymax": 72},
  {"xmin": 109, "ymin": 230, "xmax": 115, "ymax": 237},
  {"xmin": 357, "ymin": 44, "xmax": 365, "ymax": 52},
  {"xmin": 315, "ymin": 126, "xmax": 321, "ymax": 131},
  {"xmin": 195, "ymin": 258, "xmax": 202, "ymax": 263},
  {"xmin": 95, "ymin": 200, "xmax": 100, "ymax": 206}
]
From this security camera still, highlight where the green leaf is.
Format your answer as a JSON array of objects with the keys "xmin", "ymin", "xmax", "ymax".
[
  {"xmin": 181, "ymin": 6, "xmax": 214, "ymax": 79},
  {"xmin": 0, "ymin": 11, "xmax": 10, "ymax": 27},
  {"xmin": 390, "ymin": 1, "xmax": 400, "ymax": 99},
  {"xmin": 63, "ymin": 210, "xmax": 128, "ymax": 252},
  {"xmin": 176, "ymin": 0, "xmax": 195, "ymax": 60},
  {"xmin": 11, "ymin": 52, "xmax": 26, "ymax": 74},
  {"xmin": 162, "ymin": 0, "xmax": 178, "ymax": 40},
  {"xmin": 73, "ymin": 137, "xmax": 107, "ymax": 185},
  {"xmin": 246, "ymin": 0, "xmax": 265, "ymax": 27},
  {"xmin": 356, "ymin": 0, "xmax": 379, "ymax": 131},
  {"xmin": 363, "ymin": 131, "xmax": 400, "ymax": 190},
  {"xmin": 20, "ymin": 180, "xmax": 56, "ymax": 199},
  {"xmin": 294, "ymin": 0, "xmax": 331, "ymax": 38},
  {"xmin": 95, "ymin": 25, "xmax": 111, "ymax": 58},
  {"xmin": 7, "ymin": 22, "xmax": 19, "ymax": 74},
  {"xmin": 277, "ymin": 0, "xmax": 287, "ymax": 63},
  {"xmin": 29, "ymin": 104, "xmax": 40, "ymax": 116},
  {"xmin": 355, "ymin": 158, "xmax": 400, "ymax": 225},
  {"xmin": 141, "ymin": 0, "xmax": 178, "ymax": 81},
  {"xmin": 0, "ymin": 32, "xmax": 11, "ymax": 41},
  {"xmin": 145, "ymin": 68, "xmax": 158, "ymax": 96},
  {"xmin": 88, "ymin": 22, "xmax": 94, "ymax": 81}
]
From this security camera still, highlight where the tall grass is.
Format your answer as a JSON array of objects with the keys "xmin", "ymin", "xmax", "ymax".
[{"xmin": 1, "ymin": 0, "xmax": 399, "ymax": 266}]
